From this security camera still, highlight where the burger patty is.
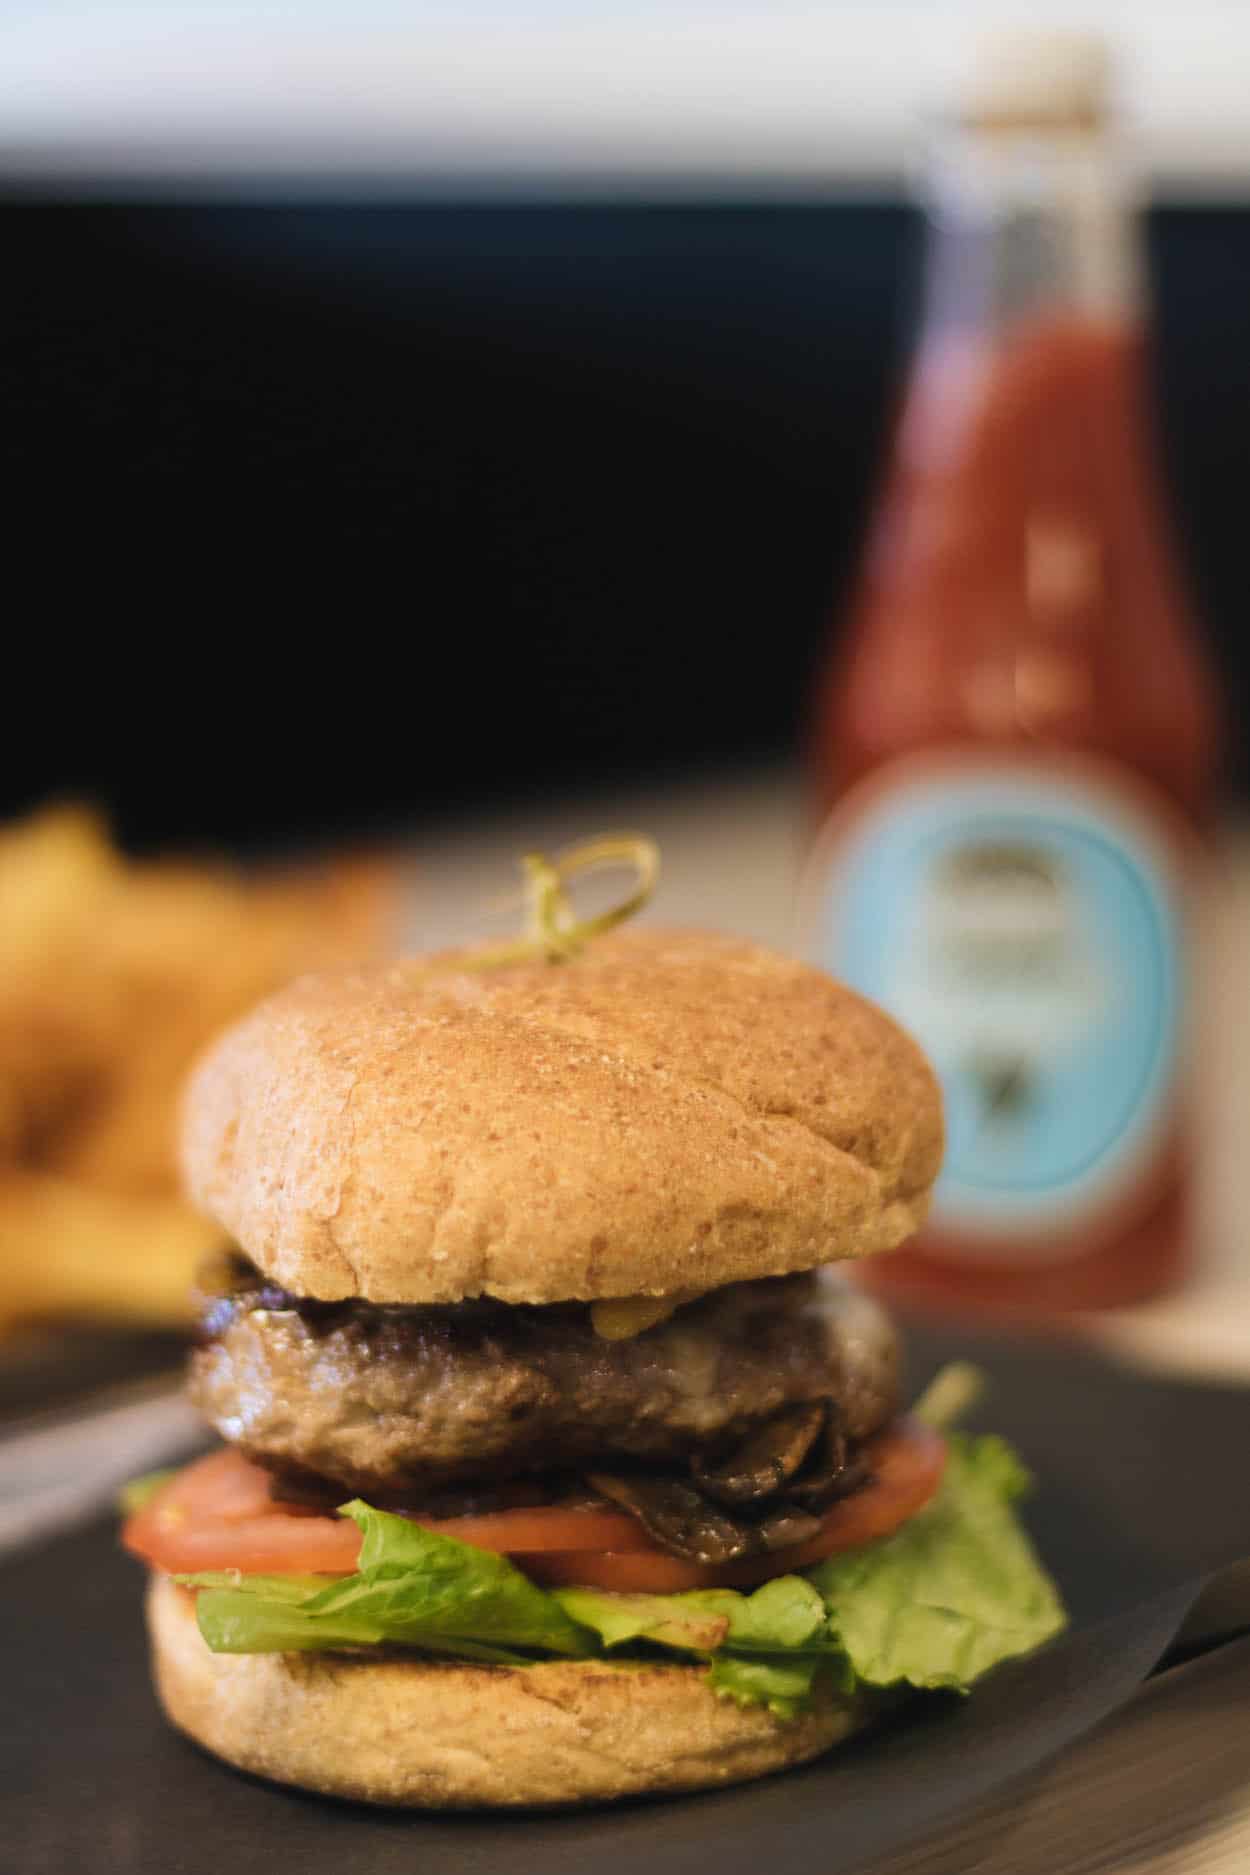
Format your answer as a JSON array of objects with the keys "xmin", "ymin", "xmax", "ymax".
[{"xmin": 190, "ymin": 1259, "xmax": 900, "ymax": 1498}]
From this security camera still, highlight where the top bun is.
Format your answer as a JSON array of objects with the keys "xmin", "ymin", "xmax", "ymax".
[{"xmin": 181, "ymin": 929, "xmax": 942, "ymax": 1306}]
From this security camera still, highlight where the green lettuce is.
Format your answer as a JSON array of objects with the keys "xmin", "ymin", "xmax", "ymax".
[
  {"xmin": 707, "ymin": 1653, "xmax": 827, "ymax": 1719},
  {"xmin": 808, "ymin": 1434, "xmax": 1067, "ymax": 1691},
  {"xmin": 189, "ymin": 1501, "xmax": 589, "ymax": 1660},
  {"xmin": 551, "ymin": 1576, "xmax": 852, "ymax": 1719},
  {"xmin": 174, "ymin": 1372, "xmax": 1067, "ymax": 1714},
  {"xmin": 554, "ymin": 1573, "xmax": 829, "ymax": 1655}
]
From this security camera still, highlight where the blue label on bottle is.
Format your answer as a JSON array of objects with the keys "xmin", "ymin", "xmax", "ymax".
[{"xmin": 809, "ymin": 762, "xmax": 1184, "ymax": 1259}]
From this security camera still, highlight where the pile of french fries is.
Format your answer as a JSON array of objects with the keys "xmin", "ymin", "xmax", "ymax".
[{"xmin": 0, "ymin": 805, "xmax": 402, "ymax": 1328}]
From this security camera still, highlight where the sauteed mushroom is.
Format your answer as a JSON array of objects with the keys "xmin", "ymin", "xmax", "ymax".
[{"xmin": 692, "ymin": 1402, "xmax": 828, "ymax": 1507}]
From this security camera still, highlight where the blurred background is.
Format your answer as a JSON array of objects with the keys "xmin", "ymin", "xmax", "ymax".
[
  {"xmin": 0, "ymin": 1, "xmax": 1248, "ymax": 1448},
  {"xmin": 2, "ymin": 1, "xmax": 1247, "ymax": 848}
]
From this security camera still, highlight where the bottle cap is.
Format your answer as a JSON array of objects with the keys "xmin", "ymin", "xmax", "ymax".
[{"xmin": 960, "ymin": 30, "xmax": 1112, "ymax": 131}]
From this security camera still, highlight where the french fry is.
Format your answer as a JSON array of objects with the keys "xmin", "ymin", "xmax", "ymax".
[
  {"xmin": 0, "ymin": 1172, "xmax": 218, "ymax": 1328},
  {"xmin": 0, "ymin": 806, "xmax": 405, "ymax": 1326}
]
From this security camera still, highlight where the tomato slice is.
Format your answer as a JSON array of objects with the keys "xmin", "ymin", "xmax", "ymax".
[
  {"xmin": 516, "ymin": 1548, "xmax": 717, "ymax": 1594},
  {"xmin": 122, "ymin": 1453, "xmax": 362, "ymax": 1575},
  {"xmin": 122, "ymin": 1420, "xmax": 945, "ymax": 1591},
  {"xmin": 122, "ymin": 1452, "xmax": 653, "ymax": 1575},
  {"xmin": 519, "ymin": 1419, "xmax": 947, "ymax": 1593},
  {"xmin": 172, "ymin": 1447, "xmax": 275, "ymax": 1522},
  {"xmin": 421, "ymin": 1506, "xmax": 652, "ymax": 1554}
]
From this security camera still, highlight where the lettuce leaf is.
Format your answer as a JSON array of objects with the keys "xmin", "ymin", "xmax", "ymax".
[
  {"xmin": 194, "ymin": 1585, "xmax": 535, "ymax": 1663},
  {"xmin": 808, "ymin": 1434, "xmax": 1067, "ymax": 1691},
  {"xmin": 703, "ymin": 1574, "xmax": 831, "ymax": 1651},
  {"xmin": 186, "ymin": 1502, "xmax": 589, "ymax": 1659},
  {"xmin": 554, "ymin": 1573, "xmax": 829, "ymax": 1657},
  {"xmin": 551, "ymin": 1588, "xmax": 733, "ymax": 1654},
  {"xmin": 173, "ymin": 1376, "xmax": 1066, "ymax": 1715},
  {"xmin": 706, "ymin": 1653, "xmax": 825, "ymax": 1719}
]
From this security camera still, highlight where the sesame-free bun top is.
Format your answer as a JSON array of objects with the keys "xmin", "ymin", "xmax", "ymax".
[{"xmin": 181, "ymin": 929, "xmax": 942, "ymax": 1306}]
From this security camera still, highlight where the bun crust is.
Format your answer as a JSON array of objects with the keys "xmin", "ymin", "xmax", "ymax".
[
  {"xmin": 149, "ymin": 1573, "xmax": 860, "ymax": 1808},
  {"xmin": 182, "ymin": 929, "xmax": 942, "ymax": 1305}
]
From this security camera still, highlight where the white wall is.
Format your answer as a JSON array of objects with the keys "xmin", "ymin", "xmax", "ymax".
[{"xmin": 2, "ymin": 2, "xmax": 1248, "ymax": 193}]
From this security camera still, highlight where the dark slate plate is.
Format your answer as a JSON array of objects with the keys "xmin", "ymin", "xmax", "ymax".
[{"xmin": 7, "ymin": 1317, "xmax": 1250, "ymax": 1875}]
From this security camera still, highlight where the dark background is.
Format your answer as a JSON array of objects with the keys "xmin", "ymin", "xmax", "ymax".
[{"xmin": 4, "ymin": 195, "xmax": 1248, "ymax": 855}]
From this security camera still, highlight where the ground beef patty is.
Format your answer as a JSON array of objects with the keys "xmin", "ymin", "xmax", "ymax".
[{"xmin": 189, "ymin": 1260, "xmax": 900, "ymax": 1498}]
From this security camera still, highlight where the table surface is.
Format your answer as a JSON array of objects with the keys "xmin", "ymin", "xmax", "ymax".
[{"xmin": 864, "ymin": 1630, "xmax": 1250, "ymax": 1875}]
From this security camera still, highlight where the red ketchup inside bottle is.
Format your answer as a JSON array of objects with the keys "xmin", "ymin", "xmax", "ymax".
[{"xmin": 807, "ymin": 71, "xmax": 1221, "ymax": 1314}]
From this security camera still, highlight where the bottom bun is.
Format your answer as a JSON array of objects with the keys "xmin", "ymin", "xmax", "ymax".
[{"xmin": 148, "ymin": 1573, "xmax": 862, "ymax": 1808}]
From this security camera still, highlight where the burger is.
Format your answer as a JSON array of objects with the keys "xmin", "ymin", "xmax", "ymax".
[{"xmin": 123, "ymin": 928, "xmax": 1065, "ymax": 1807}]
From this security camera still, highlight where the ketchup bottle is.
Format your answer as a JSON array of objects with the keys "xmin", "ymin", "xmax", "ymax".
[{"xmin": 806, "ymin": 34, "xmax": 1222, "ymax": 1312}]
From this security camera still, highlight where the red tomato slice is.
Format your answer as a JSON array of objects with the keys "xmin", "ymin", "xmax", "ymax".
[
  {"xmin": 423, "ymin": 1506, "xmax": 653, "ymax": 1554},
  {"xmin": 167, "ymin": 1447, "xmax": 276, "ymax": 1522},
  {"xmin": 123, "ymin": 1452, "xmax": 653, "ymax": 1575},
  {"xmin": 122, "ymin": 1420, "xmax": 945, "ymax": 1590},
  {"xmin": 517, "ymin": 1547, "xmax": 717, "ymax": 1594},
  {"xmin": 122, "ymin": 1453, "xmax": 362, "ymax": 1574}
]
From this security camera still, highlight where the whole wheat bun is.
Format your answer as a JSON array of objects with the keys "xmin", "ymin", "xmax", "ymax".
[
  {"xmin": 182, "ymin": 928, "xmax": 942, "ymax": 1306},
  {"xmin": 148, "ymin": 1573, "xmax": 862, "ymax": 1807}
]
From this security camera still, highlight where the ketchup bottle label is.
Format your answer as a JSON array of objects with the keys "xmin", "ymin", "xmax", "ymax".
[{"xmin": 807, "ymin": 758, "xmax": 1185, "ymax": 1263}]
